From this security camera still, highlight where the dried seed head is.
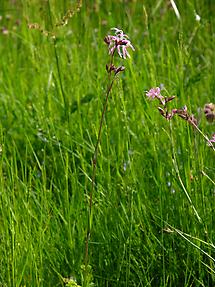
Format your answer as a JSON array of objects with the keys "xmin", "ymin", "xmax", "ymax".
[
  {"xmin": 106, "ymin": 64, "xmax": 125, "ymax": 75},
  {"xmin": 165, "ymin": 96, "xmax": 176, "ymax": 104},
  {"xmin": 115, "ymin": 66, "xmax": 125, "ymax": 75},
  {"xmin": 55, "ymin": 0, "xmax": 82, "ymax": 27}
]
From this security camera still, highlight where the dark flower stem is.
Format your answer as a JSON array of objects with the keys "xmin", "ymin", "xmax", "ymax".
[{"xmin": 84, "ymin": 53, "xmax": 115, "ymax": 283}]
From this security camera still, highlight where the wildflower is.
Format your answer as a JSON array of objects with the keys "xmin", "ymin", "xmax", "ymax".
[
  {"xmin": 204, "ymin": 103, "xmax": 215, "ymax": 123},
  {"xmin": 104, "ymin": 27, "xmax": 135, "ymax": 59},
  {"xmin": 209, "ymin": 134, "xmax": 215, "ymax": 143},
  {"xmin": 146, "ymin": 87, "xmax": 166, "ymax": 106},
  {"xmin": 146, "ymin": 87, "xmax": 161, "ymax": 99}
]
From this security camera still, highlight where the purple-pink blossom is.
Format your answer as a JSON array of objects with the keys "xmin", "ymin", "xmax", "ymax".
[
  {"xmin": 209, "ymin": 134, "xmax": 215, "ymax": 143},
  {"xmin": 146, "ymin": 87, "xmax": 161, "ymax": 99},
  {"xmin": 104, "ymin": 28, "xmax": 135, "ymax": 59},
  {"xmin": 146, "ymin": 87, "xmax": 166, "ymax": 105}
]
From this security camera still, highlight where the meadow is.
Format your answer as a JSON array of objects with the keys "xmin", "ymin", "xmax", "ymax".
[{"xmin": 0, "ymin": 0, "xmax": 214, "ymax": 286}]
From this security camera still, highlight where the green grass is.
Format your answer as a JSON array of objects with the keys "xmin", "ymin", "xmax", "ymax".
[{"xmin": 0, "ymin": 0, "xmax": 214, "ymax": 286}]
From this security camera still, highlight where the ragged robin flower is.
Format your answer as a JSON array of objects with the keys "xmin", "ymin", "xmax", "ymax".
[
  {"xmin": 145, "ymin": 87, "xmax": 198, "ymax": 125},
  {"xmin": 209, "ymin": 134, "xmax": 215, "ymax": 143},
  {"xmin": 104, "ymin": 27, "xmax": 135, "ymax": 59},
  {"xmin": 204, "ymin": 103, "xmax": 215, "ymax": 123},
  {"xmin": 146, "ymin": 87, "xmax": 162, "ymax": 99},
  {"xmin": 145, "ymin": 87, "xmax": 175, "ymax": 106}
]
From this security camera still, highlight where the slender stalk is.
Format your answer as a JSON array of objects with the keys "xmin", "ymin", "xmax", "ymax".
[
  {"xmin": 84, "ymin": 54, "xmax": 115, "ymax": 284},
  {"xmin": 201, "ymin": 170, "xmax": 215, "ymax": 185},
  {"xmin": 84, "ymin": 77, "xmax": 115, "ymax": 255},
  {"xmin": 83, "ymin": 27, "xmax": 134, "ymax": 284},
  {"xmin": 190, "ymin": 121, "xmax": 215, "ymax": 151}
]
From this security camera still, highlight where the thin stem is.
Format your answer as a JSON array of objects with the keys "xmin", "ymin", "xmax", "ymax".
[
  {"xmin": 201, "ymin": 170, "xmax": 215, "ymax": 186},
  {"xmin": 84, "ymin": 54, "xmax": 116, "ymax": 283},
  {"xmin": 190, "ymin": 121, "xmax": 215, "ymax": 151}
]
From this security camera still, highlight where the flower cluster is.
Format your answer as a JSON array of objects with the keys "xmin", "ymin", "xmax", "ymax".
[
  {"xmin": 145, "ymin": 86, "xmax": 197, "ymax": 126},
  {"xmin": 204, "ymin": 103, "xmax": 215, "ymax": 123},
  {"xmin": 146, "ymin": 87, "xmax": 163, "ymax": 100},
  {"xmin": 104, "ymin": 28, "xmax": 135, "ymax": 59},
  {"xmin": 145, "ymin": 86, "xmax": 215, "ymax": 149}
]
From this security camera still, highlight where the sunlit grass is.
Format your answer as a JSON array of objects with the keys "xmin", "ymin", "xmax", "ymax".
[{"xmin": 0, "ymin": 0, "xmax": 214, "ymax": 286}]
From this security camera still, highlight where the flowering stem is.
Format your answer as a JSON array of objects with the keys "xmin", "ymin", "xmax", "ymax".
[
  {"xmin": 83, "ymin": 27, "xmax": 134, "ymax": 284},
  {"xmin": 84, "ymin": 55, "xmax": 115, "ymax": 284}
]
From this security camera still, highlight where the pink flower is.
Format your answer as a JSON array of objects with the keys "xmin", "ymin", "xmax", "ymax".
[
  {"xmin": 209, "ymin": 134, "xmax": 215, "ymax": 143},
  {"xmin": 104, "ymin": 28, "xmax": 135, "ymax": 59},
  {"xmin": 146, "ymin": 87, "xmax": 161, "ymax": 99}
]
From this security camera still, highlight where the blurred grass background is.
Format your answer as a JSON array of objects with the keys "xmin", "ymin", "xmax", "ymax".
[{"xmin": 0, "ymin": 0, "xmax": 214, "ymax": 286}]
